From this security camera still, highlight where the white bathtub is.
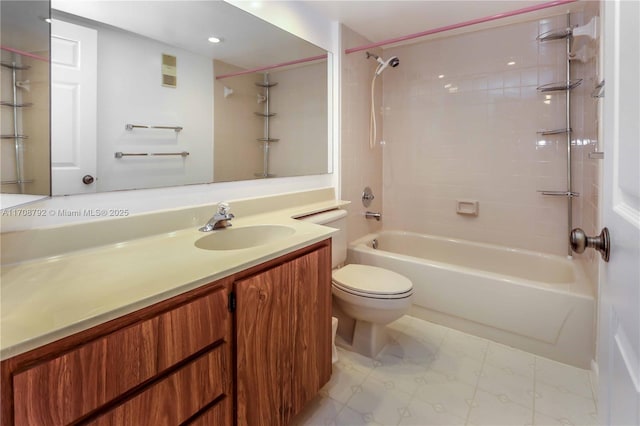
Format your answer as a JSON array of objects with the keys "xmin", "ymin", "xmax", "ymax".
[{"xmin": 348, "ymin": 231, "xmax": 595, "ymax": 368}]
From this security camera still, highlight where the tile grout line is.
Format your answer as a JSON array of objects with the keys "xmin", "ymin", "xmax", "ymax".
[
  {"xmin": 327, "ymin": 350, "xmax": 374, "ymax": 424},
  {"xmin": 464, "ymin": 340, "xmax": 489, "ymax": 426}
]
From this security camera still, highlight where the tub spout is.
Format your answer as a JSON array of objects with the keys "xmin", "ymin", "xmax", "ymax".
[{"xmin": 365, "ymin": 211, "xmax": 381, "ymax": 221}]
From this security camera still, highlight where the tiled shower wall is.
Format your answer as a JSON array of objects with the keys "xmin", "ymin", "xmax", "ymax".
[
  {"xmin": 380, "ymin": 12, "xmax": 599, "ymax": 259},
  {"xmin": 341, "ymin": 25, "xmax": 384, "ymax": 243},
  {"xmin": 570, "ymin": 3, "xmax": 601, "ymax": 289}
]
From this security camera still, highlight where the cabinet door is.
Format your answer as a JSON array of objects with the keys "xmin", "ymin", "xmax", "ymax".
[
  {"xmin": 235, "ymin": 245, "xmax": 332, "ymax": 426},
  {"xmin": 235, "ymin": 260, "xmax": 293, "ymax": 426},
  {"xmin": 289, "ymin": 246, "xmax": 332, "ymax": 418}
]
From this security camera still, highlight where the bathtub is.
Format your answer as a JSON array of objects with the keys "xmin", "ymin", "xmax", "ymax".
[{"xmin": 347, "ymin": 231, "xmax": 595, "ymax": 368}]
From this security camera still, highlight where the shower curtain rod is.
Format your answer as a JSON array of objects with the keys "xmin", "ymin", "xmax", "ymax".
[
  {"xmin": 216, "ymin": 53, "xmax": 328, "ymax": 80},
  {"xmin": 345, "ymin": 0, "xmax": 577, "ymax": 54},
  {"xmin": 0, "ymin": 46, "xmax": 49, "ymax": 62}
]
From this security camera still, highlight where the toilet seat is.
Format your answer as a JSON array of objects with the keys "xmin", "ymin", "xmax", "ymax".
[{"xmin": 332, "ymin": 264, "xmax": 413, "ymax": 300}]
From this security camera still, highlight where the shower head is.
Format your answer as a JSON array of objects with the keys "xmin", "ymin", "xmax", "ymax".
[
  {"xmin": 366, "ymin": 51, "xmax": 400, "ymax": 75},
  {"xmin": 375, "ymin": 56, "xmax": 399, "ymax": 75}
]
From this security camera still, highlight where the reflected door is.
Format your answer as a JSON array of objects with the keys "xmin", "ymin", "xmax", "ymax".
[{"xmin": 51, "ymin": 19, "xmax": 97, "ymax": 195}]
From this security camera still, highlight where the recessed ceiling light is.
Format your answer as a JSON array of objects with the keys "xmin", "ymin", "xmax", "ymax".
[
  {"xmin": 208, "ymin": 36, "xmax": 222, "ymax": 44},
  {"xmin": 438, "ymin": 74, "xmax": 445, "ymax": 79},
  {"xmin": 507, "ymin": 61, "xmax": 516, "ymax": 66}
]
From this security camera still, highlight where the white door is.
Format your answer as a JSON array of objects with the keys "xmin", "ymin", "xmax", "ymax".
[
  {"xmin": 598, "ymin": 1, "xmax": 640, "ymax": 425},
  {"xmin": 51, "ymin": 19, "xmax": 97, "ymax": 195}
]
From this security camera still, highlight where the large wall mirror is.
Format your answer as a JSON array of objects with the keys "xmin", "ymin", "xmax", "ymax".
[
  {"xmin": 51, "ymin": 0, "xmax": 331, "ymax": 195},
  {"xmin": 3, "ymin": 0, "xmax": 331, "ymax": 202},
  {"xmin": 1, "ymin": 1, "xmax": 51, "ymax": 208}
]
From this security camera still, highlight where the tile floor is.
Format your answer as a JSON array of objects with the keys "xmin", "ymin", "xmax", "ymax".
[{"xmin": 293, "ymin": 316, "xmax": 598, "ymax": 426}]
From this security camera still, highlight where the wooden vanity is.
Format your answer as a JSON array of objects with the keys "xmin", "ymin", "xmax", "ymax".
[{"xmin": 1, "ymin": 239, "xmax": 332, "ymax": 426}]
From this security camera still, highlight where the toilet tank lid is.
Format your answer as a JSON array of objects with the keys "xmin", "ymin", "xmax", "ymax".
[
  {"xmin": 296, "ymin": 209, "xmax": 347, "ymax": 225},
  {"xmin": 332, "ymin": 264, "xmax": 413, "ymax": 295}
]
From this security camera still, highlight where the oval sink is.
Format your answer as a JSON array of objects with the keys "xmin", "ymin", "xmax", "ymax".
[{"xmin": 194, "ymin": 225, "xmax": 296, "ymax": 251}]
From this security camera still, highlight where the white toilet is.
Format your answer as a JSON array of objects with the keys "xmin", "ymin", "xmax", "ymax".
[{"xmin": 301, "ymin": 209, "xmax": 413, "ymax": 358}]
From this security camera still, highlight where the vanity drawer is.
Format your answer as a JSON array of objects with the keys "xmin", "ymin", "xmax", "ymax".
[
  {"xmin": 13, "ymin": 318, "xmax": 159, "ymax": 426},
  {"xmin": 187, "ymin": 395, "xmax": 232, "ymax": 426},
  {"xmin": 157, "ymin": 287, "xmax": 228, "ymax": 370},
  {"xmin": 11, "ymin": 286, "xmax": 228, "ymax": 426},
  {"xmin": 88, "ymin": 346, "xmax": 229, "ymax": 426}
]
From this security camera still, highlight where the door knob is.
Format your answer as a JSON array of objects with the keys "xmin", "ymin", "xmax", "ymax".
[
  {"xmin": 82, "ymin": 175, "xmax": 95, "ymax": 185},
  {"xmin": 570, "ymin": 227, "xmax": 610, "ymax": 262}
]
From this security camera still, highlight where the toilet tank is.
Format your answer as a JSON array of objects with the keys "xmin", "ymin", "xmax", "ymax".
[{"xmin": 298, "ymin": 209, "xmax": 348, "ymax": 268}]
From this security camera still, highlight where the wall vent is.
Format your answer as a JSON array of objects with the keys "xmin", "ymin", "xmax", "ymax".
[{"xmin": 162, "ymin": 54, "xmax": 177, "ymax": 88}]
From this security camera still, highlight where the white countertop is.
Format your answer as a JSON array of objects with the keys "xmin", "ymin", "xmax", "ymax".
[{"xmin": 1, "ymin": 200, "xmax": 346, "ymax": 360}]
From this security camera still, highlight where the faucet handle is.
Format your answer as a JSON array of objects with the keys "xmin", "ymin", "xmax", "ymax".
[{"xmin": 217, "ymin": 202, "xmax": 230, "ymax": 215}]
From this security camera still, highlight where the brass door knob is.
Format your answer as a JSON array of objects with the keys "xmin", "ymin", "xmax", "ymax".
[{"xmin": 570, "ymin": 227, "xmax": 610, "ymax": 262}]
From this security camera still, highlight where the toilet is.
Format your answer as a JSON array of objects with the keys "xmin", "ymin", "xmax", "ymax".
[{"xmin": 300, "ymin": 209, "xmax": 413, "ymax": 358}]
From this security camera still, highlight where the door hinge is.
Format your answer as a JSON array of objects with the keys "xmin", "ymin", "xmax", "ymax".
[{"xmin": 228, "ymin": 291, "xmax": 236, "ymax": 312}]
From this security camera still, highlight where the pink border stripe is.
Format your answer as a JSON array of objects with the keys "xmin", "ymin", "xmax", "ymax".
[
  {"xmin": 216, "ymin": 53, "xmax": 328, "ymax": 80},
  {"xmin": 1, "ymin": 46, "xmax": 49, "ymax": 62},
  {"xmin": 345, "ymin": 0, "xmax": 577, "ymax": 54}
]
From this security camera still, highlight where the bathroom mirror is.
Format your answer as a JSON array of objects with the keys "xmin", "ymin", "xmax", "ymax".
[
  {"xmin": 0, "ymin": 0, "xmax": 51, "ymax": 208},
  {"xmin": 50, "ymin": 0, "xmax": 331, "ymax": 195}
]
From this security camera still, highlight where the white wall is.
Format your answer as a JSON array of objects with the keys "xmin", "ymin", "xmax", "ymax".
[
  {"xmin": 270, "ymin": 61, "xmax": 328, "ymax": 177},
  {"xmin": 213, "ymin": 60, "xmax": 264, "ymax": 182},
  {"xmin": 381, "ymin": 14, "xmax": 598, "ymax": 257},
  {"xmin": 94, "ymin": 23, "xmax": 214, "ymax": 192},
  {"xmin": 340, "ymin": 26, "xmax": 384, "ymax": 243},
  {"xmin": 1, "ymin": 2, "xmax": 339, "ymax": 231}
]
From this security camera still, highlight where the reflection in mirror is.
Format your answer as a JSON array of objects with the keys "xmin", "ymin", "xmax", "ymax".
[
  {"xmin": 0, "ymin": 1, "xmax": 51, "ymax": 208},
  {"xmin": 50, "ymin": 1, "xmax": 331, "ymax": 195}
]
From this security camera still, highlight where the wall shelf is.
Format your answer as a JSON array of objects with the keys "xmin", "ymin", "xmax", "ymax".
[
  {"xmin": 1, "ymin": 135, "xmax": 29, "ymax": 139},
  {"xmin": 1, "ymin": 59, "xmax": 33, "ymax": 194},
  {"xmin": 0, "ymin": 101, "xmax": 33, "ymax": 108},
  {"xmin": 0, "ymin": 62, "xmax": 30, "ymax": 71},
  {"xmin": 537, "ymin": 190, "xmax": 580, "ymax": 198},
  {"xmin": 537, "ymin": 79, "xmax": 582, "ymax": 93},
  {"xmin": 254, "ymin": 73, "xmax": 278, "ymax": 178},
  {"xmin": 537, "ymin": 128, "xmax": 572, "ymax": 136},
  {"xmin": 537, "ymin": 28, "xmax": 572, "ymax": 42},
  {"xmin": 254, "ymin": 82, "xmax": 278, "ymax": 88}
]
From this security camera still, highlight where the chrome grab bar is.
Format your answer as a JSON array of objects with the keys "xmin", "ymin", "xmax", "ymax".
[
  {"xmin": 114, "ymin": 151, "xmax": 189, "ymax": 158},
  {"xmin": 125, "ymin": 124, "xmax": 183, "ymax": 132}
]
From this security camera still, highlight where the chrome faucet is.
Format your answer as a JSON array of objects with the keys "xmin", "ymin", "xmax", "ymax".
[{"xmin": 199, "ymin": 202, "xmax": 235, "ymax": 232}]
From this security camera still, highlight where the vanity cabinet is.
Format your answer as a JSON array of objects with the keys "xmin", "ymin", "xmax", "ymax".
[
  {"xmin": 235, "ymin": 242, "xmax": 332, "ymax": 426},
  {"xmin": 1, "ymin": 239, "xmax": 332, "ymax": 426},
  {"xmin": 2, "ymin": 283, "xmax": 233, "ymax": 426}
]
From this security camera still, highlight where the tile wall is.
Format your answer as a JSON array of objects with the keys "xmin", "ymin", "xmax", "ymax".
[
  {"xmin": 341, "ymin": 26, "xmax": 384, "ymax": 243},
  {"xmin": 380, "ymin": 12, "xmax": 599, "ymax": 259},
  {"xmin": 569, "ymin": 3, "xmax": 601, "ymax": 292}
]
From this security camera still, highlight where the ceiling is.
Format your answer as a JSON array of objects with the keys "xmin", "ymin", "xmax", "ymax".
[
  {"xmin": 302, "ymin": 0, "xmax": 584, "ymax": 48},
  {"xmin": 52, "ymin": 1, "xmax": 325, "ymax": 70}
]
